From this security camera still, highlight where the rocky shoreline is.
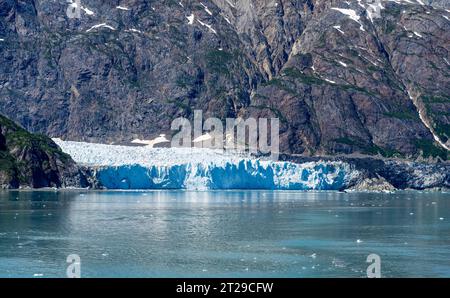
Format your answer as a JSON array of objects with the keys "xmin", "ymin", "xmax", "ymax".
[
  {"xmin": 3, "ymin": 159, "xmax": 449, "ymax": 192},
  {"xmin": 281, "ymin": 155, "xmax": 450, "ymax": 191},
  {"xmin": 0, "ymin": 114, "xmax": 89, "ymax": 189},
  {"xmin": 39, "ymin": 155, "xmax": 450, "ymax": 192}
]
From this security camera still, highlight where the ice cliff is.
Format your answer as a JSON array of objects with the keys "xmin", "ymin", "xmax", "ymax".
[{"xmin": 53, "ymin": 139, "xmax": 360, "ymax": 190}]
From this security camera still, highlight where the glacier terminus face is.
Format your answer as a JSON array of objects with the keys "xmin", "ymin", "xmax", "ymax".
[{"xmin": 53, "ymin": 139, "xmax": 361, "ymax": 190}]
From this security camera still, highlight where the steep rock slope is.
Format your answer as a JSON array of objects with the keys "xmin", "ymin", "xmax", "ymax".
[
  {"xmin": 0, "ymin": 114, "xmax": 87, "ymax": 188},
  {"xmin": 0, "ymin": 0, "xmax": 448, "ymax": 160},
  {"xmin": 241, "ymin": 0, "xmax": 450, "ymax": 158}
]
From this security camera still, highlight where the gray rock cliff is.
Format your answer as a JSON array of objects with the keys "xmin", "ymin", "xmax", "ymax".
[{"xmin": 0, "ymin": 0, "xmax": 448, "ymax": 160}]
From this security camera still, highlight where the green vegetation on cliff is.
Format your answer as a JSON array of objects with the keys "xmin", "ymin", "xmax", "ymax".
[{"xmin": 0, "ymin": 114, "xmax": 81, "ymax": 189}]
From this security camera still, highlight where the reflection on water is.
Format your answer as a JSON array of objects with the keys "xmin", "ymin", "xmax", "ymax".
[{"xmin": 0, "ymin": 190, "xmax": 449, "ymax": 277}]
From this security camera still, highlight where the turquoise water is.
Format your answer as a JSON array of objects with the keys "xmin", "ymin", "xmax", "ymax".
[{"xmin": 0, "ymin": 190, "xmax": 449, "ymax": 278}]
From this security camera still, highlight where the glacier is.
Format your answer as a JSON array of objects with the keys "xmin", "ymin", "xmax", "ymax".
[
  {"xmin": 53, "ymin": 139, "xmax": 361, "ymax": 190},
  {"xmin": 95, "ymin": 161, "xmax": 356, "ymax": 190}
]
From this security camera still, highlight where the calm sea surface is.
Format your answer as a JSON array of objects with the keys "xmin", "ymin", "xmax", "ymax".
[{"xmin": 0, "ymin": 190, "xmax": 449, "ymax": 277}]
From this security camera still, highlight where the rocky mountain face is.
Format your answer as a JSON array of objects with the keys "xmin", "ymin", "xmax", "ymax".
[
  {"xmin": 0, "ymin": 114, "xmax": 87, "ymax": 188},
  {"xmin": 282, "ymin": 154, "xmax": 450, "ymax": 191},
  {"xmin": 0, "ymin": 0, "xmax": 448, "ymax": 160}
]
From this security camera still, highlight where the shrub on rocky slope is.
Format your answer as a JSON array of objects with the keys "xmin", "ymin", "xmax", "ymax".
[{"xmin": 0, "ymin": 114, "xmax": 87, "ymax": 189}]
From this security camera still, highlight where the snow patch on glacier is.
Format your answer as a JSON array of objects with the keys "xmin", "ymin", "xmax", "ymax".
[{"xmin": 54, "ymin": 139, "xmax": 360, "ymax": 190}]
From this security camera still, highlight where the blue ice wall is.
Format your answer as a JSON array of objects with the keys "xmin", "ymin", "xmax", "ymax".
[{"xmin": 95, "ymin": 160, "xmax": 354, "ymax": 190}]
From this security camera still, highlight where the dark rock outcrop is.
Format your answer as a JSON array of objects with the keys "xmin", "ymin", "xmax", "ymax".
[
  {"xmin": 0, "ymin": 0, "xmax": 448, "ymax": 160},
  {"xmin": 281, "ymin": 154, "xmax": 450, "ymax": 190},
  {"xmin": 0, "ymin": 114, "xmax": 88, "ymax": 189}
]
